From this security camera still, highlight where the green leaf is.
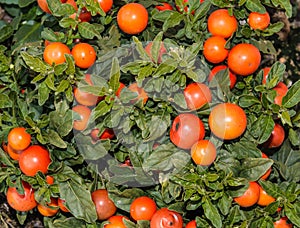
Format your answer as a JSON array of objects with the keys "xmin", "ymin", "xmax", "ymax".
[
  {"xmin": 13, "ymin": 22, "xmax": 42, "ymax": 47},
  {"xmin": 202, "ymin": 197, "xmax": 222, "ymax": 228},
  {"xmin": 282, "ymin": 80, "xmax": 300, "ymax": 108},
  {"xmin": 218, "ymin": 193, "xmax": 232, "ymax": 216},
  {"xmin": 0, "ymin": 93, "xmax": 13, "ymax": 108},
  {"xmin": 48, "ymin": 129, "xmax": 67, "ymax": 148},
  {"xmin": 239, "ymin": 158, "xmax": 273, "ymax": 181},
  {"xmin": 21, "ymin": 52, "xmax": 48, "ymax": 73},
  {"xmin": 38, "ymin": 81, "xmax": 50, "ymax": 106},
  {"xmin": 47, "ymin": 0, "xmax": 75, "ymax": 16},
  {"xmin": 59, "ymin": 180, "xmax": 98, "ymax": 223},
  {"xmin": 144, "ymin": 114, "xmax": 170, "ymax": 142},
  {"xmin": 78, "ymin": 22, "xmax": 101, "ymax": 39},
  {"xmin": 0, "ymin": 25, "xmax": 13, "ymax": 42},
  {"xmin": 150, "ymin": 32, "xmax": 164, "ymax": 63},
  {"xmin": 163, "ymin": 12, "xmax": 184, "ymax": 32},
  {"xmin": 285, "ymin": 203, "xmax": 300, "ymax": 227},
  {"xmin": 250, "ymin": 115, "xmax": 274, "ymax": 144},
  {"xmin": 108, "ymin": 57, "xmax": 120, "ymax": 92},
  {"xmin": 18, "ymin": 0, "xmax": 35, "ymax": 7},
  {"xmin": 245, "ymin": 0, "xmax": 265, "ymax": 13},
  {"xmin": 239, "ymin": 95, "xmax": 260, "ymax": 108},
  {"xmin": 265, "ymin": 62, "xmax": 286, "ymax": 89},
  {"xmin": 143, "ymin": 145, "xmax": 190, "ymax": 172},
  {"xmin": 75, "ymin": 133, "xmax": 109, "ymax": 160},
  {"xmin": 108, "ymin": 187, "xmax": 145, "ymax": 212}
]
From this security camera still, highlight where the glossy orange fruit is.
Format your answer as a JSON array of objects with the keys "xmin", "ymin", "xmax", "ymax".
[
  {"xmin": 72, "ymin": 105, "xmax": 91, "ymax": 131},
  {"xmin": 208, "ymin": 103, "xmax": 247, "ymax": 140},
  {"xmin": 7, "ymin": 127, "xmax": 31, "ymax": 151},
  {"xmin": 37, "ymin": 197, "xmax": 59, "ymax": 217},
  {"xmin": 191, "ymin": 140, "xmax": 217, "ymax": 166},
  {"xmin": 257, "ymin": 185, "xmax": 275, "ymax": 206},
  {"xmin": 128, "ymin": 83, "xmax": 148, "ymax": 104},
  {"xmin": 7, "ymin": 144, "xmax": 23, "ymax": 160},
  {"xmin": 248, "ymin": 11, "xmax": 270, "ymax": 30},
  {"xmin": 207, "ymin": 9, "xmax": 238, "ymax": 38},
  {"xmin": 264, "ymin": 123, "xmax": 285, "ymax": 148},
  {"xmin": 260, "ymin": 152, "xmax": 272, "ymax": 180},
  {"xmin": 58, "ymin": 198, "xmax": 70, "ymax": 212},
  {"xmin": 19, "ymin": 145, "xmax": 51, "ymax": 176},
  {"xmin": 234, "ymin": 182, "xmax": 260, "ymax": 207},
  {"xmin": 71, "ymin": 43, "xmax": 97, "ymax": 69},
  {"xmin": 6, "ymin": 181, "xmax": 37, "ymax": 212},
  {"xmin": 273, "ymin": 82, "xmax": 288, "ymax": 105},
  {"xmin": 227, "ymin": 43, "xmax": 261, "ymax": 76},
  {"xmin": 97, "ymin": 0, "xmax": 113, "ymax": 13},
  {"xmin": 104, "ymin": 215, "xmax": 129, "ymax": 228},
  {"xmin": 117, "ymin": 3, "xmax": 148, "ymax": 35},
  {"xmin": 208, "ymin": 65, "xmax": 237, "ymax": 89},
  {"xmin": 274, "ymin": 217, "xmax": 293, "ymax": 228},
  {"xmin": 184, "ymin": 82, "xmax": 212, "ymax": 110},
  {"xmin": 185, "ymin": 220, "xmax": 197, "ymax": 228},
  {"xmin": 203, "ymin": 36, "xmax": 229, "ymax": 64},
  {"xmin": 44, "ymin": 42, "xmax": 71, "ymax": 65}
]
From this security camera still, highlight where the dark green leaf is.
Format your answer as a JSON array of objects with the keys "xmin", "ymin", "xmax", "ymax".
[
  {"xmin": 282, "ymin": 80, "xmax": 300, "ymax": 108},
  {"xmin": 202, "ymin": 197, "xmax": 222, "ymax": 228},
  {"xmin": 59, "ymin": 180, "xmax": 98, "ymax": 223}
]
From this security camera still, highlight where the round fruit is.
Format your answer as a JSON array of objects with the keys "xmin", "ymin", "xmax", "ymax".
[
  {"xmin": 72, "ymin": 105, "xmax": 91, "ymax": 131},
  {"xmin": 37, "ymin": 197, "xmax": 59, "ymax": 217},
  {"xmin": 105, "ymin": 215, "xmax": 129, "ymax": 228},
  {"xmin": 90, "ymin": 128, "xmax": 115, "ymax": 141},
  {"xmin": 46, "ymin": 175, "xmax": 54, "ymax": 185},
  {"xmin": 130, "ymin": 196, "xmax": 157, "ymax": 221},
  {"xmin": 191, "ymin": 140, "xmax": 217, "ymax": 166},
  {"xmin": 248, "ymin": 11, "xmax": 270, "ymax": 30},
  {"xmin": 37, "ymin": 0, "xmax": 51, "ymax": 14},
  {"xmin": 260, "ymin": 152, "xmax": 272, "ymax": 180},
  {"xmin": 262, "ymin": 67, "xmax": 271, "ymax": 84},
  {"xmin": 150, "ymin": 208, "xmax": 183, "ymax": 228},
  {"xmin": 207, "ymin": 9, "xmax": 238, "ymax": 38},
  {"xmin": 208, "ymin": 103, "xmax": 247, "ymax": 140},
  {"xmin": 208, "ymin": 65, "xmax": 237, "ymax": 89},
  {"xmin": 155, "ymin": 3, "xmax": 173, "ymax": 11},
  {"xmin": 227, "ymin": 43, "xmax": 261, "ymax": 76},
  {"xmin": 43, "ymin": 42, "xmax": 71, "ymax": 65},
  {"xmin": 74, "ymin": 74, "xmax": 102, "ymax": 106},
  {"xmin": 170, "ymin": 113, "xmax": 205, "ymax": 149},
  {"xmin": 183, "ymin": 82, "xmax": 212, "ymax": 110},
  {"xmin": 128, "ymin": 82, "xmax": 148, "ymax": 104},
  {"xmin": 117, "ymin": 3, "xmax": 148, "ymax": 35},
  {"xmin": 257, "ymin": 185, "xmax": 275, "ymax": 206},
  {"xmin": 97, "ymin": 0, "xmax": 113, "ymax": 13},
  {"xmin": 19, "ymin": 145, "xmax": 51, "ymax": 176},
  {"xmin": 7, "ymin": 144, "xmax": 23, "ymax": 160},
  {"xmin": 91, "ymin": 189, "xmax": 117, "ymax": 220},
  {"xmin": 185, "ymin": 220, "xmax": 197, "ymax": 228},
  {"xmin": 273, "ymin": 82, "xmax": 288, "ymax": 105},
  {"xmin": 6, "ymin": 181, "xmax": 37, "ymax": 211},
  {"xmin": 7, "ymin": 127, "xmax": 31, "ymax": 151},
  {"xmin": 58, "ymin": 198, "xmax": 70, "ymax": 212},
  {"xmin": 264, "ymin": 123, "xmax": 285, "ymax": 148},
  {"xmin": 116, "ymin": 82, "xmax": 126, "ymax": 97},
  {"xmin": 71, "ymin": 43, "xmax": 96, "ymax": 69},
  {"xmin": 145, "ymin": 41, "xmax": 167, "ymax": 63},
  {"xmin": 274, "ymin": 217, "xmax": 293, "ymax": 228},
  {"xmin": 233, "ymin": 182, "xmax": 260, "ymax": 207},
  {"xmin": 203, "ymin": 36, "xmax": 229, "ymax": 64}
]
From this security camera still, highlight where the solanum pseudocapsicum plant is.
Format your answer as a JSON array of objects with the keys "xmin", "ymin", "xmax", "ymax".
[{"xmin": 0, "ymin": 0, "xmax": 299, "ymax": 227}]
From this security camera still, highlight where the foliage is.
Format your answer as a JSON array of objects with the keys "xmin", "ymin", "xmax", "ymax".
[{"xmin": 0, "ymin": 0, "xmax": 299, "ymax": 227}]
